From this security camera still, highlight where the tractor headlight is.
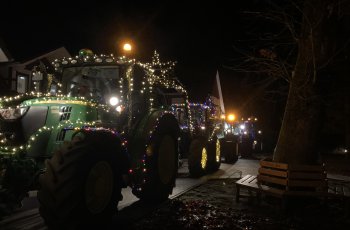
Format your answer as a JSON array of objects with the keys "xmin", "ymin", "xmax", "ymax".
[
  {"xmin": 109, "ymin": 96, "xmax": 119, "ymax": 106},
  {"xmin": 0, "ymin": 106, "xmax": 29, "ymax": 120},
  {"xmin": 116, "ymin": 105, "xmax": 124, "ymax": 113}
]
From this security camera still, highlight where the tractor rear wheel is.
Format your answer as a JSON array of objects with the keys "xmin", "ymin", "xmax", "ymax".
[
  {"xmin": 38, "ymin": 131, "xmax": 123, "ymax": 229},
  {"xmin": 188, "ymin": 137, "xmax": 208, "ymax": 177}
]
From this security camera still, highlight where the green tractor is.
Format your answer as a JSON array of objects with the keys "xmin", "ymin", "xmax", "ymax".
[
  {"xmin": 0, "ymin": 50, "xmax": 221, "ymax": 228},
  {"xmin": 172, "ymin": 97, "xmax": 225, "ymax": 177}
]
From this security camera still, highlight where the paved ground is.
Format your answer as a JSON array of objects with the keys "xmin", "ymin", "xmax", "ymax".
[
  {"xmin": 1, "ymin": 155, "xmax": 349, "ymax": 229},
  {"xmin": 0, "ymin": 158, "xmax": 255, "ymax": 229},
  {"xmin": 129, "ymin": 156, "xmax": 350, "ymax": 230},
  {"xmin": 118, "ymin": 157, "xmax": 259, "ymax": 209}
]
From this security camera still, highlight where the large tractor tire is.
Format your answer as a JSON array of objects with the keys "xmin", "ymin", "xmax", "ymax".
[
  {"xmin": 38, "ymin": 131, "xmax": 124, "ymax": 229},
  {"xmin": 206, "ymin": 138, "xmax": 221, "ymax": 172},
  {"xmin": 188, "ymin": 137, "xmax": 208, "ymax": 177},
  {"xmin": 222, "ymin": 139, "xmax": 238, "ymax": 164},
  {"xmin": 135, "ymin": 115, "xmax": 179, "ymax": 202}
]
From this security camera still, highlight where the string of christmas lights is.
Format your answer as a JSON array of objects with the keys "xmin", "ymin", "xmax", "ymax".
[{"xmin": 0, "ymin": 50, "xmax": 197, "ymax": 159}]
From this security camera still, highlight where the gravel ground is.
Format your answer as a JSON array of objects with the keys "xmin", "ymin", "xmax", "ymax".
[{"xmin": 129, "ymin": 178, "xmax": 350, "ymax": 230}]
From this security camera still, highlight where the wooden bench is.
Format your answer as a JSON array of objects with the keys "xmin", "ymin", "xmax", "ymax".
[{"xmin": 236, "ymin": 159, "xmax": 328, "ymax": 203}]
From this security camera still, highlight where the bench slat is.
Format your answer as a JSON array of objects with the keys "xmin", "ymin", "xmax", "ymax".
[
  {"xmin": 236, "ymin": 179, "xmax": 285, "ymax": 197},
  {"xmin": 238, "ymin": 176, "xmax": 257, "ymax": 186},
  {"xmin": 259, "ymin": 168, "xmax": 287, "ymax": 178},
  {"xmin": 288, "ymin": 172, "xmax": 326, "ymax": 179},
  {"xmin": 236, "ymin": 175, "xmax": 254, "ymax": 184},
  {"xmin": 258, "ymin": 174, "xmax": 288, "ymax": 186},
  {"xmin": 288, "ymin": 164, "xmax": 325, "ymax": 172},
  {"xmin": 246, "ymin": 175, "xmax": 257, "ymax": 183},
  {"xmin": 237, "ymin": 179, "xmax": 259, "ymax": 189},
  {"xmin": 260, "ymin": 160, "xmax": 288, "ymax": 170}
]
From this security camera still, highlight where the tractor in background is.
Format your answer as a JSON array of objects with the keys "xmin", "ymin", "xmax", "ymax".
[
  {"xmin": 223, "ymin": 115, "xmax": 263, "ymax": 159},
  {"xmin": 172, "ymin": 99, "xmax": 223, "ymax": 177}
]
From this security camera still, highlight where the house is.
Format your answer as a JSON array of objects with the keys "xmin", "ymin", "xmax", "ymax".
[
  {"xmin": 8, "ymin": 47, "xmax": 71, "ymax": 94},
  {"xmin": 0, "ymin": 38, "xmax": 14, "ymax": 95}
]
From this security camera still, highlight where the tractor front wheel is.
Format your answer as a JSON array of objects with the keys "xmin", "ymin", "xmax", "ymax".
[
  {"xmin": 135, "ymin": 116, "xmax": 179, "ymax": 202},
  {"xmin": 38, "ymin": 131, "xmax": 123, "ymax": 229}
]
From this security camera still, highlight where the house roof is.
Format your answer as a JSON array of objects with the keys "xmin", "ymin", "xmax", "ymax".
[
  {"xmin": 21, "ymin": 47, "xmax": 71, "ymax": 68},
  {"xmin": 0, "ymin": 38, "xmax": 13, "ymax": 62}
]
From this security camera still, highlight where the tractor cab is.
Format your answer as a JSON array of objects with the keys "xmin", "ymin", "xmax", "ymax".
[{"xmin": 62, "ymin": 66, "xmax": 121, "ymax": 103}]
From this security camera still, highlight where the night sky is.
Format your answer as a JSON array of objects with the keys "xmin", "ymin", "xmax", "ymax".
[
  {"xmin": 1, "ymin": 0, "xmax": 274, "ymax": 115},
  {"xmin": 3, "ymin": 1, "xmax": 348, "ymax": 152}
]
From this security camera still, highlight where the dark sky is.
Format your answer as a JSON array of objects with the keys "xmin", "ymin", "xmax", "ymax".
[
  {"xmin": 1, "ymin": 0, "xmax": 301, "ymax": 149},
  {"xmin": 1, "ymin": 0, "xmax": 266, "ymax": 109}
]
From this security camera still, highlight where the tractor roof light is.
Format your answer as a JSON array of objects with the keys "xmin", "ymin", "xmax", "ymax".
[
  {"xmin": 116, "ymin": 105, "xmax": 123, "ymax": 113},
  {"xmin": 109, "ymin": 96, "xmax": 119, "ymax": 106},
  {"xmin": 79, "ymin": 49, "xmax": 94, "ymax": 58}
]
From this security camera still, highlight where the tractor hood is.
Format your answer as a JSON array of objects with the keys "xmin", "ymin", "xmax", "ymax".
[
  {"xmin": 0, "ymin": 96, "xmax": 99, "ymax": 155},
  {"xmin": 0, "ymin": 96, "xmax": 96, "ymax": 121}
]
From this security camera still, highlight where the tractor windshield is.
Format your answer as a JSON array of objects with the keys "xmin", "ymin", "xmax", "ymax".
[{"xmin": 61, "ymin": 66, "xmax": 121, "ymax": 103}]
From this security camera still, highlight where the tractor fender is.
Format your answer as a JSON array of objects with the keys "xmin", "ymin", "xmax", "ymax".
[
  {"xmin": 25, "ymin": 128, "xmax": 52, "ymax": 159},
  {"xmin": 72, "ymin": 128, "xmax": 129, "ymax": 175}
]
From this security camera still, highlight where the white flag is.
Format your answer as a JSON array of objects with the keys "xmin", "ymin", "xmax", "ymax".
[{"xmin": 216, "ymin": 70, "xmax": 225, "ymax": 114}]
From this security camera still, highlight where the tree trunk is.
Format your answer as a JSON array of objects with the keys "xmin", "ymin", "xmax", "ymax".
[
  {"xmin": 273, "ymin": 41, "xmax": 321, "ymax": 164},
  {"xmin": 273, "ymin": 0, "xmax": 338, "ymax": 164}
]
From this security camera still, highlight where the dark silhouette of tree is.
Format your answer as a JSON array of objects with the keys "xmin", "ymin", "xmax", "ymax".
[
  {"xmin": 274, "ymin": 0, "xmax": 350, "ymax": 164},
  {"xmin": 227, "ymin": 0, "xmax": 350, "ymax": 164}
]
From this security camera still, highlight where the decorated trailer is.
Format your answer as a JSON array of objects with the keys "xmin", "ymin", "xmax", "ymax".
[{"xmin": 0, "ymin": 50, "xmax": 223, "ymax": 228}]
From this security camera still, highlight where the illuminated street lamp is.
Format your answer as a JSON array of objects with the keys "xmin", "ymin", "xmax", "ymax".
[
  {"xmin": 227, "ymin": 114, "xmax": 235, "ymax": 122},
  {"xmin": 123, "ymin": 43, "xmax": 132, "ymax": 52},
  {"xmin": 120, "ymin": 42, "xmax": 133, "ymax": 57}
]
